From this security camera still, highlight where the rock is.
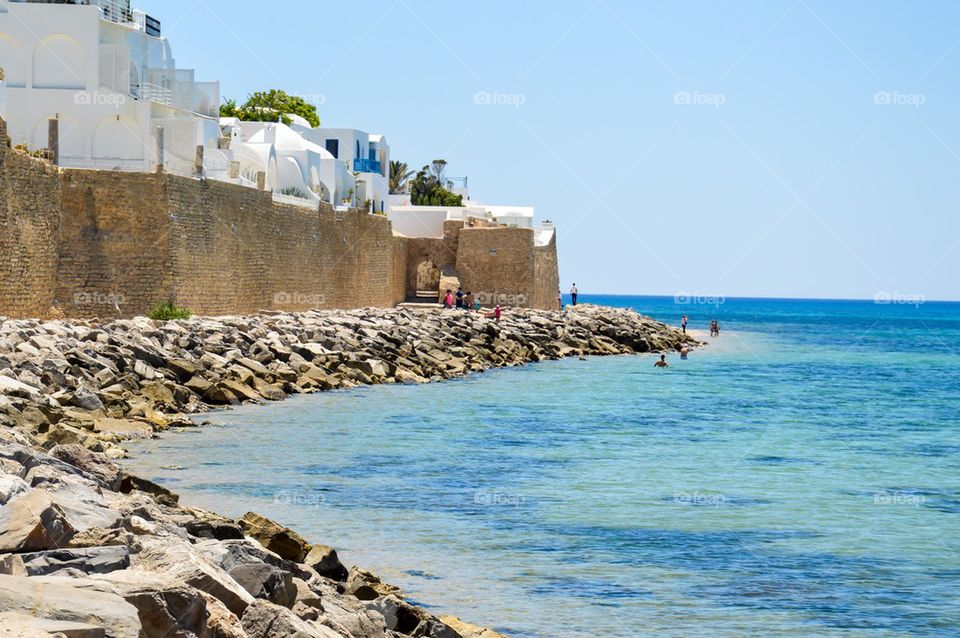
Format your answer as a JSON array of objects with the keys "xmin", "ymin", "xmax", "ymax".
[
  {"xmin": 89, "ymin": 570, "xmax": 210, "ymax": 638},
  {"xmin": 228, "ymin": 563, "xmax": 297, "ymax": 607},
  {"xmin": 0, "ymin": 490, "xmax": 77, "ymax": 551},
  {"xmin": 439, "ymin": 615, "xmax": 510, "ymax": 638},
  {"xmin": 345, "ymin": 568, "xmax": 402, "ymax": 601},
  {"xmin": 239, "ymin": 511, "xmax": 311, "ymax": 562},
  {"xmin": 0, "ymin": 574, "xmax": 142, "ymax": 638},
  {"xmin": 0, "ymin": 473, "xmax": 29, "ymax": 505},
  {"xmin": 0, "ymin": 612, "xmax": 105, "ymax": 638},
  {"xmin": 305, "ymin": 544, "xmax": 348, "ymax": 581},
  {"xmin": 241, "ymin": 599, "xmax": 344, "ymax": 638},
  {"xmin": 183, "ymin": 509, "xmax": 245, "ymax": 540},
  {"xmin": 132, "ymin": 537, "xmax": 254, "ymax": 617},
  {"xmin": 92, "ymin": 417, "xmax": 153, "ymax": 438},
  {"xmin": 119, "ymin": 474, "xmax": 179, "ymax": 507},
  {"xmin": 18, "ymin": 545, "xmax": 130, "ymax": 576},
  {"xmin": 49, "ymin": 444, "xmax": 122, "ymax": 490},
  {"xmin": 70, "ymin": 387, "xmax": 105, "ymax": 412}
]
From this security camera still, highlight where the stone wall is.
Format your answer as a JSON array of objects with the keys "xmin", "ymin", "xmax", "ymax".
[
  {"xmin": 0, "ymin": 118, "xmax": 62, "ymax": 318},
  {"xmin": 0, "ymin": 116, "xmax": 558, "ymax": 319}
]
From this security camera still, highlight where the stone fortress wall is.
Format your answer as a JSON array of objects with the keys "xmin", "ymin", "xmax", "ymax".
[{"xmin": 0, "ymin": 117, "xmax": 559, "ymax": 319}]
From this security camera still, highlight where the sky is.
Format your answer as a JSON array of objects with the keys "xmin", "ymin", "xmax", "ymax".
[{"xmin": 136, "ymin": 0, "xmax": 960, "ymax": 300}]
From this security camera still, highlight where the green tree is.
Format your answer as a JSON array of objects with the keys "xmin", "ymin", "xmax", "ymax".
[
  {"xmin": 220, "ymin": 90, "xmax": 321, "ymax": 128},
  {"xmin": 389, "ymin": 161, "xmax": 415, "ymax": 194},
  {"xmin": 410, "ymin": 160, "xmax": 463, "ymax": 206}
]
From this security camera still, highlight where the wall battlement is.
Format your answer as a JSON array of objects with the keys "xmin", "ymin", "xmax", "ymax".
[{"xmin": 0, "ymin": 117, "xmax": 559, "ymax": 319}]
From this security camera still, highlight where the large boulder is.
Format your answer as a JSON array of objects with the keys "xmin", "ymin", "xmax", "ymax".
[
  {"xmin": 304, "ymin": 544, "xmax": 348, "ymax": 581},
  {"xmin": 0, "ymin": 574, "xmax": 142, "ymax": 638},
  {"xmin": 228, "ymin": 563, "xmax": 297, "ymax": 608},
  {"xmin": 0, "ymin": 490, "xmax": 77, "ymax": 551},
  {"xmin": 49, "ymin": 444, "xmax": 122, "ymax": 491},
  {"xmin": 439, "ymin": 615, "xmax": 510, "ymax": 638},
  {"xmin": 131, "ymin": 537, "xmax": 254, "ymax": 617},
  {"xmin": 241, "ymin": 599, "xmax": 346, "ymax": 638},
  {"xmin": 239, "ymin": 511, "xmax": 311, "ymax": 562},
  {"xmin": 0, "ymin": 612, "xmax": 104, "ymax": 638}
]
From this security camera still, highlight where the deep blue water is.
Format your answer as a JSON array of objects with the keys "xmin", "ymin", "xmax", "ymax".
[{"xmin": 126, "ymin": 296, "xmax": 960, "ymax": 638}]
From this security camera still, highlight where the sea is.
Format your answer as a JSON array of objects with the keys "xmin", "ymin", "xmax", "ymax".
[{"xmin": 124, "ymin": 295, "xmax": 960, "ymax": 638}]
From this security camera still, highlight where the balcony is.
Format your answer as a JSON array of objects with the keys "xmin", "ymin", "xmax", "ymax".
[{"xmin": 353, "ymin": 158, "xmax": 381, "ymax": 174}]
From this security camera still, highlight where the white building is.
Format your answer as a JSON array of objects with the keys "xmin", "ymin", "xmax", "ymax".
[
  {"xmin": 0, "ymin": 0, "xmax": 230, "ymax": 178},
  {"xmin": 387, "ymin": 183, "xmax": 555, "ymax": 246}
]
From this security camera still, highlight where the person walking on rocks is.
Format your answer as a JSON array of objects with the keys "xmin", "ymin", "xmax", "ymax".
[
  {"xmin": 681, "ymin": 314, "xmax": 688, "ymax": 334},
  {"xmin": 571, "ymin": 283, "xmax": 578, "ymax": 306}
]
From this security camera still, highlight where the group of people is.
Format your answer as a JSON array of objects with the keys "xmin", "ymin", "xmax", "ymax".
[
  {"xmin": 442, "ymin": 288, "xmax": 502, "ymax": 321},
  {"xmin": 680, "ymin": 314, "xmax": 721, "ymax": 337},
  {"xmin": 442, "ymin": 288, "xmax": 482, "ymax": 311}
]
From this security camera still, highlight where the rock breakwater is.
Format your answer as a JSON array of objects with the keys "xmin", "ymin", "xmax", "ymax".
[{"xmin": 0, "ymin": 304, "xmax": 696, "ymax": 637}]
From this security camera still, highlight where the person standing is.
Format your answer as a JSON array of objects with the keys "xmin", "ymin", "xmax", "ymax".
[
  {"xmin": 571, "ymin": 283, "xmax": 578, "ymax": 306},
  {"xmin": 654, "ymin": 354, "xmax": 668, "ymax": 368},
  {"xmin": 455, "ymin": 287, "xmax": 464, "ymax": 309},
  {"xmin": 494, "ymin": 304, "xmax": 502, "ymax": 323},
  {"xmin": 443, "ymin": 289, "xmax": 453, "ymax": 309},
  {"xmin": 558, "ymin": 288, "xmax": 563, "ymax": 310},
  {"xmin": 681, "ymin": 314, "xmax": 688, "ymax": 334}
]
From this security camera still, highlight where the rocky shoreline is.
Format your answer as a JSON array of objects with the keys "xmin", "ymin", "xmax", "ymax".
[{"xmin": 0, "ymin": 305, "xmax": 696, "ymax": 637}]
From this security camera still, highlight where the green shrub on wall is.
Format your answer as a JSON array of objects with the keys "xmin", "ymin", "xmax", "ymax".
[{"xmin": 147, "ymin": 301, "xmax": 192, "ymax": 321}]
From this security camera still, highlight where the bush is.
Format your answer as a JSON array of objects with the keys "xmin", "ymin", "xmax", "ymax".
[{"xmin": 147, "ymin": 301, "xmax": 192, "ymax": 321}]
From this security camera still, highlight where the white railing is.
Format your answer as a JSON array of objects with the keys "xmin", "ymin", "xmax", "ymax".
[{"xmin": 133, "ymin": 82, "xmax": 173, "ymax": 106}]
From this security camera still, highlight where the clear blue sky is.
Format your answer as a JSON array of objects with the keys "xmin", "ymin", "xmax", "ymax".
[{"xmin": 138, "ymin": 0, "xmax": 960, "ymax": 300}]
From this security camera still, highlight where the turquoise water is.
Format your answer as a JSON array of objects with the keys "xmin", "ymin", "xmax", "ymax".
[{"xmin": 125, "ymin": 296, "xmax": 960, "ymax": 638}]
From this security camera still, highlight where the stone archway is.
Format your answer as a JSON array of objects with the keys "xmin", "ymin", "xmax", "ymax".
[{"xmin": 415, "ymin": 260, "xmax": 440, "ymax": 295}]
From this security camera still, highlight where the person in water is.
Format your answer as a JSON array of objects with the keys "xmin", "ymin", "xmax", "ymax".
[
  {"xmin": 654, "ymin": 354, "xmax": 669, "ymax": 368},
  {"xmin": 680, "ymin": 346, "xmax": 689, "ymax": 360}
]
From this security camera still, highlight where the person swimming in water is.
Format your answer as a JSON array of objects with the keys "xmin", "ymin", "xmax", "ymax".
[{"xmin": 654, "ymin": 354, "xmax": 669, "ymax": 368}]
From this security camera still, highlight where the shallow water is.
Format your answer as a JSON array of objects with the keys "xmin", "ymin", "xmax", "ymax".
[{"xmin": 126, "ymin": 296, "xmax": 960, "ymax": 637}]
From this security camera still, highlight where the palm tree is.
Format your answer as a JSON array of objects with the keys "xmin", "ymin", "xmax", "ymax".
[{"xmin": 389, "ymin": 161, "xmax": 415, "ymax": 194}]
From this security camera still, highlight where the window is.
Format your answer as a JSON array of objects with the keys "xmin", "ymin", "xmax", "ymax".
[
  {"xmin": 355, "ymin": 140, "xmax": 360, "ymax": 159},
  {"xmin": 325, "ymin": 139, "xmax": 339, "ymax": 158}
]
